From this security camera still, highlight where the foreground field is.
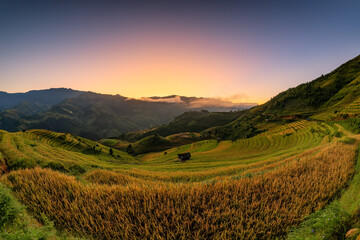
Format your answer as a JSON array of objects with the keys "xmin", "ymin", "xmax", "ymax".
[
  {"xmin": 0, "ymin": 121, "xmax": 359, "ymax": 239},
  {"xmin": 3, "ymin": 142, "xmax": 356, "ymax": 239}
]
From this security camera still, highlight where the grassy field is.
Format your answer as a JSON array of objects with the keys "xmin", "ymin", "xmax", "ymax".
[{"xmin": 0, "ymin": 120, "xmax": 359, "ymax": 239}]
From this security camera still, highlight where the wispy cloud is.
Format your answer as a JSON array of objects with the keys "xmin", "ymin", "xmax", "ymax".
[
  {"xmin": 216, "ymin": 93, "xmax": 250, "ymax": 103},
  {"xmin": 139, "ymin": 96, "xmax": 183, "ymax": 103},
  {"xmin": 189, "ymin": 96, "xmax": 255, "ymax": 108},
  {"xmin": 138, "ymin": 94, "xmax": 257, "ymax": 108}
]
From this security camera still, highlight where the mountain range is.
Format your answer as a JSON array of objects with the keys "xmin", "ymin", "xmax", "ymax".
[
  {"xmin": 0, "ymin": 88, "xmax": 84, "ymax": 113},
  {"xmin": 0, "ymin": 89, "xmax": 255, "ymax": 139}
]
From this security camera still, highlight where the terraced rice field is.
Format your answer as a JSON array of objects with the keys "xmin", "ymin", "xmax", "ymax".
[
  {"xmin": 341, "ymin": 97, "xmax": 360, "ymax": 114},
  {"xmin": 132, "ymin": 121, "xmax": 331, "ymax": 182},
  {"xmin": 0, "ymin": 122, "xmax": 333, "ymax": 181},
  {"xmin": 0, "ymin": 129, "xmax": 134, "ymax": 172},
  {"xmin": 1, "ymin": 120, "xmax": 358, "ymax": 239},
  {"xmin": 22, "ymin": 129, "xmax": 120, "ymax": 154},
  {"xmin": 259, "ymin": 120, "xmax": 313, "ymax": 136}
]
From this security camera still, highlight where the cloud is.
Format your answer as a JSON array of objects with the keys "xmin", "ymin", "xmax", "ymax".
[
  {"xmin": 137, "ymin": 93, "xmax": 257, "ymax": 109},
  {"xmin": 217, "ymin": 93, "xmax": 250, "ymax": 103},
  {"xmin": 139, "ymin": 96, "xmax": 183, "ymax": 103},
  {"xmin": 189, "ymin": 96, "xmax": 255, "ymax": 108}
]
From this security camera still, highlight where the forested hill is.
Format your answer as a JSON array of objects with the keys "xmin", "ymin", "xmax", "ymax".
[
  {"xmin": 196, "ymin": 54, "xmax": 360, "ymax": 140},
  {"xmin": 252, "ymin": 54, "xmax": 360, "ymax": 119}
]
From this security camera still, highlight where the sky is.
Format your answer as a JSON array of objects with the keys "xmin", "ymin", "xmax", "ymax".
[{"xmin": 1, "ymin": 0, "xmax": 360, "ymax": 104}]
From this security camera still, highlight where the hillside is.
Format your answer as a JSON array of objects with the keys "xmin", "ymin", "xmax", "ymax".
[
  {"xmin": 252, "ymin": 54, "xmax": 360, "ymax": 118},
  {"xmin": 199, "ymin": 54, "xmax": 360, "ymax": 140},
  {"xmin": 102, "ymin": 132, "xmax": 204, "ymax": 155},
  {"xmin": 119, "ymin": 110, "xmax": 246, "ymax": 142},
  {"xmin": 0, "ymin": 129, "xmax": 134, "ymax": 175}
]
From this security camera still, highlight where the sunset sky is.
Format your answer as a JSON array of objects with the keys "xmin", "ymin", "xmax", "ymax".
[{"xmin": 1, "ymin": 1, "xmax": 360, "ymax": 104}]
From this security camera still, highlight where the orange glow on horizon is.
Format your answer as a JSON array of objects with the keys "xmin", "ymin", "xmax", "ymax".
[{"xmin": 1, "ymin": 27, "xmax": 275, "ymax": 105}]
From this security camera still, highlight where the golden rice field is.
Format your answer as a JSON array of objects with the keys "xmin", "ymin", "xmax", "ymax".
[
  {"xmin": 0, "ymin": 121, "xmax": 359, "ymax": 239},
  {"xmin": 2, "ymin": 142, "xmax": 356, "ymax": 239}
]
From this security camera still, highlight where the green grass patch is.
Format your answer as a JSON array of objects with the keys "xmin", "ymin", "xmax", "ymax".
[
  {"xmin": 338, "ymin": 136, "xmax": 356, "ymax": 145},
  {"xmin": 0, "ymin": 183, "xmax": 58, "ymax": 239},
  {"xmin": 287, "ymin": 141, "xmax": 360, "ymax": 239}
]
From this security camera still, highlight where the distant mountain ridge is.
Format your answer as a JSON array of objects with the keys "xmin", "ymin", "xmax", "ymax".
[
  {"xmin": 0, "ymin": 89, "xmax": 256, "ymax": 139},
  {"xmin": 0, "ymin": 88, "xmax": 84, "ymax": 113}
]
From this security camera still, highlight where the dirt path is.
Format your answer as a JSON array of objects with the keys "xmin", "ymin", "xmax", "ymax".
[{"xmin": 335, "ymin": 123, "xmax": 360, "ymax": 140}]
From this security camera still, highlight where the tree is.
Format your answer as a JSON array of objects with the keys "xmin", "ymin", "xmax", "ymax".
[{"xmin": 125, "ymin": 144, "xmax": 136, "ymax": 156}]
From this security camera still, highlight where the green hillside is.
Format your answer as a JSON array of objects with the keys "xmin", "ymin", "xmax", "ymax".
[
  {"xmin": 119, "ymin": 110, "xmax": 246, "ymax": 142},
  {"xmin": 0, "ymin": 129, "xmax": 134, "ymax": 174},
  {"xmin": 131, "ymin": 134, "xmax": 173, "ymax": 154},
  {"xmin": 252, "ymin": 54, "xmax": 360, "ymax": 118},
  {"xmin": 196, "ymin": 55, "xmax": 360, "ymax": 141},
  {"xmin": 101, "ymin": 132, "xmax": 204, "ymax": 155}
]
